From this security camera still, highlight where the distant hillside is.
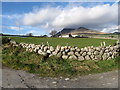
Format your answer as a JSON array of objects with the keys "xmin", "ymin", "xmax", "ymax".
[
  {"xmin": 55, "ymin": 27, "xmax": 106, "ymax": 37},
  {"xmin": 112, "ymin": 32, "xmax": 120, "ymax": 34}
]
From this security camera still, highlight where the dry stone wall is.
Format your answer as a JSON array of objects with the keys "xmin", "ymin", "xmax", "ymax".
[{"xmin": 10, "ymin": 40, "xmax": 120, "ymax": 61}]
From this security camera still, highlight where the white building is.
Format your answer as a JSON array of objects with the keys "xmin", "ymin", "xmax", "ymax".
[{"xmin": 59, "ymin": 34, "xmax": 79, "ymax": 38}]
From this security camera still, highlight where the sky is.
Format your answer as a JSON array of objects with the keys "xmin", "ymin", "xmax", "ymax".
[{"xmin": 1, "ymin": 2, "xmax": 119, "ymax": 36}]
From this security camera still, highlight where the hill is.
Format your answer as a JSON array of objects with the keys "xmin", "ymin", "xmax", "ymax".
[{"xmin": 55, "ymin": 27, "xmax": 106, "ymax": 37}]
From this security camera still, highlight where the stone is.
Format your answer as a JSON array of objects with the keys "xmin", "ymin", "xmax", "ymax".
[
  {"xmin": 57, "ymin": 52, "xmax": 62, "ymax": 58},
  {"xmin": 65, "ymin": 78, "xmax": 70, "ymax": 81},
  {"xmin": 114, "ymin": 46, "xmax": 119, "ymax": 50},
  {"xmin": 52, "ymin": 81, "xmax": 57, "ymax": 84},
  {"xmin": 49, "ymin": 54, "xmax": 54, "ymax": 57},
  {"xmin": 102, "ymin": 54, "xmax": 108, "ymax": 60},
  {"xmin": 75, "ymin": 46, "xmax": 78, "ymax": 50},
  {"xmin": 75, "ymin": 52, "xmax": 80, "ymax": 56},
  {"xmin": 62, "ymin": 55, "xmax": 68, "ymax": 59},
  {"xmin": 64, "ymin": 46, "xmax": 68, "ymax": 49},
  {"xmin": 38, "ymin": 50, "xmax": 43, "ymax": 54},
  {"xmin": 91, "ymin": 46, "xmax": 94, "ymax": 48},
  {"xmin": 46, "ymin": 50, "xmax": 51, "ymax": 54},
  {"xmin": 69, "ymin": 55, "xmax": 77, "ymax": 60},
  {"xmin": 96, "ymin": 47, "xmax": 100, "ymax": 51},
  {"xmin": 81, "ymin": 48, "xmax": 84, "ymax": 51},
  {"xmin": 110, "ymin": 47, "xmax": 114, "ymax": 51},
  {"xmin": 112, "ymin": 54, "xmax": 115, "ymax": 58},
  {"xmin": 26, "ymin": 48, "xmax": 29, "ymax": 51},
  {"xmin": 78, "ymin": 56, "xmax": 84, "ymax": 61},
  {"xmin": 56, "ymin": 45, "xmax": 61, "ymax": 51},
  {"xmin": 42, "ymin": 52, "xmax": 48, "ymax": 56},
  {"xmin": 87, "ymin": 52, "xmax": 92, "ymax": 55},
  {"xmin": 99, "ymin": 50, "xmax": 104, "ymax": 55},
  {"xmin": 107, "ymin": 53, "xmax": 110, "ymax": 57},
  {"xmin": 40, "ymin": 46, "xmax": 44, "ymax": 51},
  {"xmin": 50, "ymin": 46, "xmax": 54, "ymax": 51},
  {"xmin": 61, "ymin": 46, "xmax": 65, "ymax": 51},
  {"xmin": 31, "ymin": 44, "xmax": 35, "ymax": 49},
  {"xmin": 68, "ymin": 52, "xmax": 74, "ymax": 56},
  {"xmin": 62, "ymin": 51, "xmax": 66, "ymax": 55},
  {"xmin": 65, "ymin": 49, "xmax": 70, "ymax": 53},
  {"xmin": 10, "ymin": 40, "xmax": 17, "ymax": 44},
  {"xmin": 94, "ymin": 51, "xmax": 99, "ymax": 55},
  {"xmin": 55, "ymin": 49, "xmax": 60, "ymax": 54},
  {"xmin": 105, "ymin": 49, "xmax": 109, "ymax": 53},
  {"xmin": 35, "ymin": 46, "xmax": 40, "ymax": 50},
  {"xmin": 68, "ymin": 46, "xmax": 71, "ymax": 49},
  {"xmin": 84, "ymin": 47, "xmax": 89, "ymax": 51},
  {"xmin": 80, "ymin": 51, "xmax": 83, "ymax": 55},
  {"xmin": 107, "ymin": 57, "xmax": 112, "ymax": 60},
  {"xmin": 33, "ymin": 48, "xmax": 38, "ymax": 53},
  {"xmin": 52, "ymin": 51, "xmax": 57, "ymax": 55},
  {"xmin": 76, "ymin": 48, "xmax": 81, "ymax": 52},
  {"xmin": 96, "ymin": 55, "xmax": 102, "ymax": 60},
  {"xmin": 43, "ymin": 46, "xmax": 48, "ymax": 51},
  {"xmin": 114, "ymin": 52, "xmax": 118, "ymax": 56},
  {"xmin": 89, "ymin": 49, "xmax": 94, "ymax": 53},
  {"xmin": 90, "ymin": 55, "xmax": 95, "ymax": 59},
  {"xmin": 70, "ymin": 48, "xmax": 75, "ymax": 52},
  {"xmin": 82, "ymin": 52, "xmax": 87, "ymax": 56},
  {"xmin": 109, "ymin": 52, "xmax": 113, "ymax": 56},
  {"xmin": 85, "ymin": 55, "xmax": 90, "ymax": 60}
]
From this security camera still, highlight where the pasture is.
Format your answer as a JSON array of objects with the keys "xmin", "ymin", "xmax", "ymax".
[{"xmin": 8, "ymin": 37, "xmax": 117, "ymax": 48}]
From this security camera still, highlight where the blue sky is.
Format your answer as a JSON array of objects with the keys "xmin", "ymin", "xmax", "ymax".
[{"xmin": 2, "ymin": 2, "xmax": 118, "ymax": 36}]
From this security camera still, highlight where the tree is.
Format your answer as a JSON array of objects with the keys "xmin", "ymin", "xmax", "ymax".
[
  {"xmin": 26, "ymin": 33, "xmax": 33, "ymax": 37},
  {"xmin": 49, "ymin": 30, "xmax": 57, "ymax": 37},
  {"xmin": 69, "ymin": 34, "xmax": 73, "ymax": 38},
  {"xmin": 42, "ymin": 35, "xmax": 48, "ymax": 37}
]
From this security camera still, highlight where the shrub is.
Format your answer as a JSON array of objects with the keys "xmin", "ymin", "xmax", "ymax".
[{"xmin": 2, "ymin": 37, "xmax": 11, "ymax": 44}]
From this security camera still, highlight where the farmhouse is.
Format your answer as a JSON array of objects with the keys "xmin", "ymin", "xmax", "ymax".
[{"xmin": 59, "ymin": 34, "xmax": 78, "ymax": 38}]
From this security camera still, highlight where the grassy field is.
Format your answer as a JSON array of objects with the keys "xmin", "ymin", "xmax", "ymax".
[
  {"xmin": 86, "ymin": 34, "xmax": 119, "ymax": 38},
  {"xmin": 6, "ymin": 37, "xmax": 117, "ymax": 48}
]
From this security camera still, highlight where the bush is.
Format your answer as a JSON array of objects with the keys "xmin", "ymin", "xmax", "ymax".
[{"xmin": 2, "ymin": 37, "xmax": 11, "ymax": 44}]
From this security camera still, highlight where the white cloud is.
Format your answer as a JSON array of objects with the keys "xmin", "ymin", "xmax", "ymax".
[
  {"xmin": 7, "ymin": 26, "xmax": 24, "ymax": 31},
  {"xmin": 22, "ymin": 7, "xmax": 61, "ymax": 27},
  {"xmin": 26, "ymin": 30, "xmax": 36, "ymax": 33},
  {"xmin": 2, "ymin": 14, "xmax": 22, "ymax": 20},
  {"xmin": 26, "ymin": 30, "xmax": 43, "ymax": 36},
  {"xmin": 20, "ymin": 3, "xmax": 118, "ymax": 33},
  {"xmin": 101, "ymin": 25, "xmax": 119, "ymax": 33}
]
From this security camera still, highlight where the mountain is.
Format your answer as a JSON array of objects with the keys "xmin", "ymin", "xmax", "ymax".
[
  {"xmin": 55, "ymin": 27, "xmax": 105, "ymax": 37},
  {"xmin": 112, "ymin": 32, "xmax": 120, "ymax": 34}
]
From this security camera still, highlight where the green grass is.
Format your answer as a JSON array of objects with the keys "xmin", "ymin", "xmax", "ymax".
[
  {"xmin": 5, "ymin": 36, "xmax": 117, "ymax": 48},
  {"xmin": 2, "ymin": 44, "xmax": 119, "ymax": 78},
  {"xmin": 85, "ymin": 34, "xmax": 119, "ymax": 38}
]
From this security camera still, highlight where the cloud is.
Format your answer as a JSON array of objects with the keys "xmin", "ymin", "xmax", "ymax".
[
  {"xmin": 8, "ymin": 26, "xmax": 20, "ymax": 30},
  {"xmin": 26, "ymin": 30, "xmax": 36, "ymax": 33},
  {"xmin": 2, "ymin": 14, "xmax": 22, "ymax": 20},
  {"xmin": 101, "ymin": 25, "xmax": 118, "ymax": 33},
  {"xmin": 2, "ymin": 3, "xmax": 114, "ymax": 34},
  {"xmin": 26, "ymin": 30, "xmax": 44, "ymax": 36},
  {"xmin": 22, "ymin": 7, "xmax": 61, "ymax": 27},
  {"xmin": 5, "ymin": 26, "xmax": 24, "ymax": 31}
]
